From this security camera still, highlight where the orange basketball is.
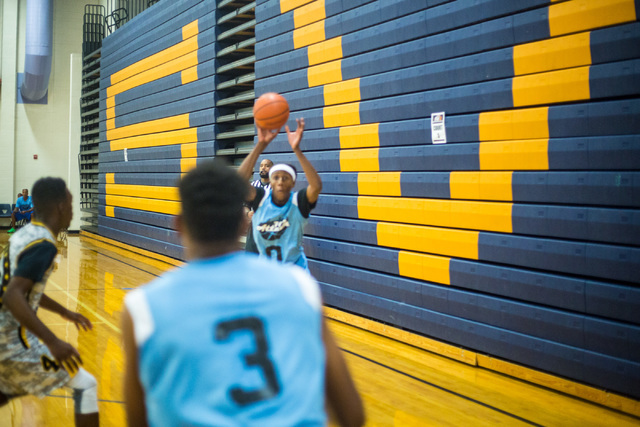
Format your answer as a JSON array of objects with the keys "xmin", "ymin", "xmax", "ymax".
[{"xmin": 253, "ymin": 92, "xmax": 290, "ymax": 130}]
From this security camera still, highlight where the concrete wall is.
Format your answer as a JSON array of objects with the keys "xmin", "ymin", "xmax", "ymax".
[{"xmin": 0, "ymin": 0, "xmax": 89, "ymax": 231}]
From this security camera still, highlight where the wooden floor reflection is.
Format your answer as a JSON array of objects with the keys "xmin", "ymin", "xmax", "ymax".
[{"xmin": 0, "ymin": 234, "xmax": 638, "ymax": 426}]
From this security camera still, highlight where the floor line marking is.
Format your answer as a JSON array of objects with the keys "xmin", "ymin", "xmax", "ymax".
[{"xmin": 48, "ymin": 279, "xmax": 121, "ymax": 334}]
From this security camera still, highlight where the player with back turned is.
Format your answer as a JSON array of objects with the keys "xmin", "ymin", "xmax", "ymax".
[{"xmin": 121, "ymin": 159, "xmax": 364, "ymax": 426}]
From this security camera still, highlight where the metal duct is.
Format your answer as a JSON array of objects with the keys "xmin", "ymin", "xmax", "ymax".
[{"xmin": 21, "ymin": 0, "xmax": 53, "ymax": 102}]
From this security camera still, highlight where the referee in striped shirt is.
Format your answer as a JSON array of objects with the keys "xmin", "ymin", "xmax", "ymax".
[{"xmin": 245, "ymin": 158, "xmax": 273, "ymax": 253}]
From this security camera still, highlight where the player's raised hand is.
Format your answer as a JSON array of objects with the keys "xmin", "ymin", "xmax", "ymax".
[
  {"xmin": 256, "ymin": 123, "xmax": 281, "ymax": 146},
  {"xmin": 62, "ymin": 309, "xmax": 93, "ymax": 332},
  {"xmin": 286, "ymin": 118, "xmax": 305, "ymax": 152}
]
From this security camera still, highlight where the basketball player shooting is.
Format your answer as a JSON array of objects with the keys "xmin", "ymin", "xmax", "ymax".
[{"xmin": 239, "ymin": 115, "xmax": 323, "ymax": 272}]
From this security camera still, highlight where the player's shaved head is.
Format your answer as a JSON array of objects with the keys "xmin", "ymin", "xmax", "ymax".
[{"xmin": 179, "ymin": 159, "xmax": 248, "ymax": 243}]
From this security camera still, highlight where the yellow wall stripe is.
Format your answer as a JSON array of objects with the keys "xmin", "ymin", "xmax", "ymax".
[
  {"xmin": 181, "ymin": 158, "xmax": 197, "ymax": 173},
  {"xmin": 324, "ymin": 78, "xmax": 360, "ymax": 105},
  {"xmin": 181, "ymin": 142, "xmax": 198, "ymax": 158},
  {"xmin": 358, "ymin": 197, "xmax": 513, "ymax": 233},
  {"xmin": 181, "ymin": 65, "xmax": 199, "ymax": 85},
  {"xmin": 294, "ymin": 0, "xmax": 325, "ymax": 28},
  {"xmin": 106, "ymin": 97, "xmax": 115, "ymax": 109},
  {"xmin": 106, "ymin": 107, "xmax": 115, "ymax": 121},
  {"xmin": 105, "ymin": 184, "xmax": 179, "ymax": 201},
  {"xmin": 323, "ymin": 102, "xmax": 360, "ymax": 127},
  {"xmin": 450, "ymin": 172, "xmax": 513, "ymax": 201},
  {"xmin": 398, "ymin": 251, "xmax": 451, "ymax": 285},
  {"xmin": 340, "ymin": 148, "xmax": 379, "ymax": 172},
  {"xmin": 110, "ymin": 37, "xmax": 199, "ymax": 86},
  {"xmin": 549, "ymin": 0, "xmax": 637, "ymax": 37},
  {"xmin": 107, "ymin": 51, "xmax": 198, "ymax": 98},
  {"xmin": 293, "ymin": 20, "xmax": 325, "ymax": 49},
  {"xmin": 105, "ymin": 173, "xmax": 115, "ymax": 184},
  {"xmin": 377, "ymin": 222, "xmax": 479, "ymax": 259},
  {"xmin": 105, "ymin": 206, "xmax": 115, "ymax": 217},
  {"xmin": 339, "ymin": 123, "xmax": 379, "ymax": 149},
  {"xmin": 514, "ymin": 31, "xmax": 591, "ymax": 76},
  {"xmin": 182, "ymin": 19, "xmax": 199, "ymax": 40},
  {"xmin": 512, "ymin": 66, "xmax": 590, "ymax": 107},
  {"xmin": 105, "ymin": 195, "xmax": 180, "ymax": 215},
  {"xmin": 107, "ymin": 114, "xmax": 191, "ymax": 141},
  {"xmin": 280, "ymin": 0, "xmax": 314, "ymax": 13},
  {"xmin": 106, "ymin": 119, "xmax": 115, "ymax": 131},
  {"xmin": 308, "ymin": 37, "xmax": 343, "ymax": 65},
  {"xmin": 308, "ymin": 60, "xmax": 342, "ymax": 87},
  {"xmin": 357, "ymin": 172, "xmax": 401, "ymax": 196},
  {"xmin": 479, "ymin": 107, "xmax": 549, "ymax": 142},
  {"xmin": 110, "ymin": 128, "xmax": 198, "ymax": 151},
  {"xmin": 479, "ymin": 139, "xmax": 549, "ymax": 170}
]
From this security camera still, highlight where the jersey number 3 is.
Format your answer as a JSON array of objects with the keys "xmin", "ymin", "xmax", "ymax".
[{"xmin": 215, "ymin": 316, "xmax": 281, "ymax": 406}]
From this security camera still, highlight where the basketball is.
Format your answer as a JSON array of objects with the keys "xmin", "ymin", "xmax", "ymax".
[{"xmin": 253, "ymin": 92, "xmax": 290, "ymax": 130}]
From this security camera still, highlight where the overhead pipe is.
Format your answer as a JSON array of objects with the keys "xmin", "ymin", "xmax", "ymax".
[{"xmin": 21, "ymin": 0, "xmax": 53, "ymax": 102}]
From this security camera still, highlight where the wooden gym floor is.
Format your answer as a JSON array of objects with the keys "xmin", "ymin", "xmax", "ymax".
[{"xmin": 0, "ymin": 232, "xmax": 638, "ymax": 426}]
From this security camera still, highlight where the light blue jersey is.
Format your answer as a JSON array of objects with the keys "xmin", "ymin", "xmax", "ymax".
[
  {"xmin": 124, "ymin": 252, "xmax": 326, "ymax": 427},
  {"xmin": 251, "ymin": 188, "xmax": 314, "ymax": 270}
]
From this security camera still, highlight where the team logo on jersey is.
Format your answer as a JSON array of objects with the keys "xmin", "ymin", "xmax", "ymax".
[{"xmin": 256, "ymin": 218, "xmax": 290, "ymax": 241}]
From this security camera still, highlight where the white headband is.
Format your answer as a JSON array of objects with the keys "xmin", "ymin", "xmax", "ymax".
[{"xmin": 269, "ymin": 164, "xmax": 296, "ymax": 182}]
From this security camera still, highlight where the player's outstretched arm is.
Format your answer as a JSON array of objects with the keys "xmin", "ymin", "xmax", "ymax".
[
  {"xmin": 286, "ymin": 118, "xmax": 323, "ymax": 204},
  {"xmin": 40, "ymin": 294, "xmax": 93, "ymax": 331},
  {"xmin": 122, "ymin": 308, "xmax": 149, "ymax": 427},
  {"xmin": 4, "ymin": 277, "xmax": 83, "ymax": 374},
  {"xmin": 323, "ymin": 318, "xmax": 365, "ymax": 427}
]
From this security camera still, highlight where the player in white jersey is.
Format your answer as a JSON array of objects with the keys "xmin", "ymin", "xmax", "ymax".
[
  {"xmin": 122, "ymin": 159, "xmax": 364, "ymax": 427},
  {"xmin": 0, "ymin": 177, "xmax": 99, "ymax": 427}
]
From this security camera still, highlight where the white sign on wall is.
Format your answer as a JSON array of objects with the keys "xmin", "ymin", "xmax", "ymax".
[{"xmin": 431, "ymin": 112, "xmax": 447, "ymax": 144}]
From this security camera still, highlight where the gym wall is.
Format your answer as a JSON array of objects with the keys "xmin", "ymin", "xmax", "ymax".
[{"xmin": 98, "ymin": 0, "xmax": 640, "ymax": 401}]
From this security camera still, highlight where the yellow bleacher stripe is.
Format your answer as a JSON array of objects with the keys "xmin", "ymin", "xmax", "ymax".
[
  {"xmin": 358, "ymin": 197, "xmax": 513, "ymax": 233},
  {"xmin": 181, "ymin": 158, "xmax": 197, "ymax": 173},
  {"xmin": 512, "ymin": 66, "xmax": 590, "ymax": 107},
  {"xmin": 294, "ymin": 0, "xmax": 325, "ymax": 28},
  {"xmin": 398, "ymin": 251, "xmax": 451, "ymax": 285},
  {"xmin": 106, "ymin": 173, "xmax": 115, "ymax": 184},
  {"xmin": 308, "ymin": 60, "xmax": 342, "ymax": 87},
  {"xmin": 308, "ymin": 37, "xmax": 342, "ymax": 65},
  {"xmin": 514, "ymin": 31, "xmax": 591, "ymax": 76},
  {"xmin": 107, "ymin": 114, "xmax": 191, "ymax": 141},
  {"xmin": 450, "ymin": 172, "xmax": 513, "ymax": 201},
  {"xmin": 479, "ymin": 107, "xmax": 549, "ymax": 141},
  {"xmin": 181, "ymin": 142, "xmax": 198, "ymax": 158},
  {"xmin": 340, "ymin": 148, "xmax": 379, "ymax": 172},
  {"xmin": 357, "ymin": 172, "xmax": 401, "ymax": 196},
  {"xmin": 377, "ymin": 222, "xmax": 479, "ymax": 260},
  {"xmin": 339, "ymin": 123, "xmax": 380, "ymax": 149},
  {"xmin": 106, "ymin": 107, "xmax": 115, "ymax": 121},
  {"xmin": 107, "ymin": 51, "xmax": 198, "ymax": 98},
  {"xmin": 110, "ymin": 37, "xmax": 199, "ymax": 86},
  {"xmin": 106, "ymin": 119, "xmax": 115, "ymax": 131},
  {"xmin": 181, "ymin": 65, "xmax": 198, "ymax": 84},
  {"xmin": 294, "ymin": 20, "xmax": 325, "ymax": 49},
  {"xmin": 324, "ymin": 78, "xmax": 361, "ymax": 105},
  {"xmin": 110, "ymin": 128, "xmax": 198, "ymax": 151},
  {"xmin": 549, "ymin": 0, "xmax": 636, "ymax": 37},
  {"xmin": 106, "ymin": 97, "xmax": 115, "ymax": 109},
  {"xmin": 479, "ymin": 139, "xmax": 549, "ymax": 170},
  {"xmin": 323, "ymin": 102, "xmax": 360, "ymax": 127},
  {"xmin": 182, "ymin": 19, "xmax": 199, "ymax": 40},
  {"xmin": 105, "ymin": 184, "xmax": 180, "ymax": 201},
  {"xmin": 105, "ymin": 195, "xmax": 180, "ymax": 215},
  {"xmin": 105, "ymin": 206, "xmax": 115, "ymax": 217},
  {"xmin": 280, "ymin": 0, "xmax": 314, "ymax": 13}
]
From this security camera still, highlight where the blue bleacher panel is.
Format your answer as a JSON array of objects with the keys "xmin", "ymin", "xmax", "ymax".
[
  {"xmin": 99, "ymin": 173, "xmax": 181, "ymax": 186},
  {"xmin": 98, "ymin": 223, "xmax": 184, "ymax": 260},
  {"xmin": 100, "ymin": 206, "xmax": 174, "ymax": 229},
  {"xmin": 100, "ymin": 216, "xmax": 180, "ymax": 246}
]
